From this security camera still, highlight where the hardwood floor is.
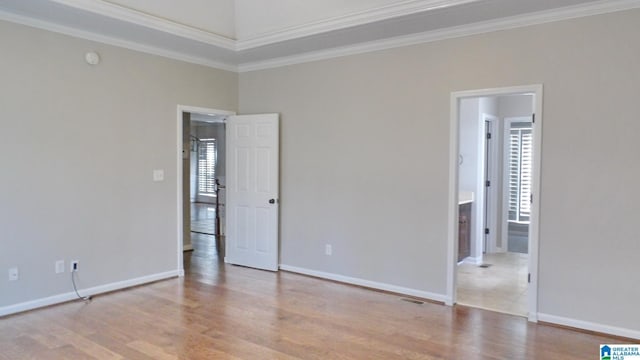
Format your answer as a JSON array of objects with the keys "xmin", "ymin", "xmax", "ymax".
[
  {"xmin": 190, "ymin": 203, "xmax": 217, "ymax": 236},
  {"xmin": 0, "ymin": 250, "xmax": 629, "ymax": 359}
]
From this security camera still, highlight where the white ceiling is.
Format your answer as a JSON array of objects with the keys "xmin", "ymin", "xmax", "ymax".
[
  {"xmin": 234, "ymin": 0, "xmax": 424, "ymax": 40},
  {"xmin": 106, "ymin": 0, "xmax": 236, "ymax": 38},
  {"xmin": 0, "ymin": 0, "xmax": 636, "ymax": 71}
]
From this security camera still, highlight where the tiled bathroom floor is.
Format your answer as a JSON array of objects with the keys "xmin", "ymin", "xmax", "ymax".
[{"xmin": 457, "ymin": 252, "xmax": 528, "ymax": 316}]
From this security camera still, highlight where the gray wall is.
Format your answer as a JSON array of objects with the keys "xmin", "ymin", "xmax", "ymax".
[
  {"xmin": 498, "ymin": 95, "xmax": 534, "ymax": 119},
  {"xmin": 0, "ymin": 20, "xmax": 237, "ymax": 307},
  {"xmin": 239, "ymin": 9, "xmax": 640, "ymax": 331},
  {"xmin": 458, "ymin": 98, "xmax": 480, "ymax": 194}
]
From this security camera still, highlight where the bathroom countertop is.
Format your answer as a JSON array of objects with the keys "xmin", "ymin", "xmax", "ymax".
[{"xmin": 459, "ymin": 191, "xmax": 474, "ymax": 205}]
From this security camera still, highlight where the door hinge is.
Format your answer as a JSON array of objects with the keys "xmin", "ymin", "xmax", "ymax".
[
  {"xmin": 484, "ymin": 228, "xmax": 490, "ymax": 235},
  {"xmin": 532, "ymin": 113, "xmax": 536, "ymax": 124},
  {"xmin": 486, "ymin": 180, "xmax": 491, "ymax": 187},
  {"xmin": 530, "ymin": 193, "xmax": 533, "ymax": 203},
  {"xmin": 528, "ymin": 273, "xmax": 531, "ymax": 283},
  {"xmin": 486, "ymin": 132, "xmax": 492, "ymax": 140}
]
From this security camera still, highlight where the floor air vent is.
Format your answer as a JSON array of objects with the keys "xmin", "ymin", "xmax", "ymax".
[
  {"xmin": 400, "ymin": 298, "xmax": 424, "ymax": 305},
  {"xmin": 479, "ymin": 264, "xmax": 492, "ymax": 268}
]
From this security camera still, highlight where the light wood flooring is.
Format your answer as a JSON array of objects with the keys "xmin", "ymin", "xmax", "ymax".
[
  {"xmin": 190, "ymin": 202, "xmax": 217, "ymax": 236},
  {"xmin": 457, "ymin": 252, "xmax": 528, "ymax": 316},
  {"xmin": 0, "ymin": 246, "xmax": 629, "ymax": 358}
]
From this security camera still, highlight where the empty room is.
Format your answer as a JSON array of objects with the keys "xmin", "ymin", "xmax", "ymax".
[{"xmin": 1, "ymin": 0, "xmax": 639, "ymax": 359}]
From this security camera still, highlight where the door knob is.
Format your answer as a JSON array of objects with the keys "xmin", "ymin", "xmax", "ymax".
[{"xmin": 269, "ymin": 199, "xmax": 276, "ymax": 204}]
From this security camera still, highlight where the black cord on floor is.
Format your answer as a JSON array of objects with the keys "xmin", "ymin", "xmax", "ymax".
[{"xmin": 71, "ymin": 271, "xmax": 92, "ymax": 302}]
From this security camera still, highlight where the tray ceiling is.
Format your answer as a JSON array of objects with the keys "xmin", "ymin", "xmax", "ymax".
[{"xmin": 0, "ymin": 0, "xmax": 635, "ymax": 71}]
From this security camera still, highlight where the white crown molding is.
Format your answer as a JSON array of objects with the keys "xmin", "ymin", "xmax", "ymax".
[
  {"xmin": 49, "ymin": 0, "xmax": 481, "ymax": 51},
  {"xmin": 0, "ymin": 9, "xmax": 238, "ymax": 72},
  {"xmin": 2, "ymin": 0, "xmax": 639, "ymax": 74},
  {"xmin": 49, "ymin": 0, "xmax": 236, "ymax": 49},
  {"xmin": 234, "ymin": 0, "xmax": 479, "ymax": 51},
  {"xmin": 238, "ymin": 0, "xmax": 640, "ymax": 72}
]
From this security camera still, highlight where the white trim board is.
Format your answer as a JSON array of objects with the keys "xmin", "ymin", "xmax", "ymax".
[
  {"xmin": 279, "ymin": 264, "xmax": 447, "ymax": 304},
  {"xmin": 50, "ymin": 0, "xmax": 235, "ymax": 49},
  {"xmin": 480, "ymin": 114, "xmax": 501, "ymax": 254},
  {"xmin": 50, "ymin": 0, "xmax": 478, "ymax": 51},
  {"xmin": 238, "ymin": 0, "xmax": 640, "ymax": 72},
  {"xmin": 1, "ymin": 0, "xmax": 638, "ymax": 73},
  {"xmin": 0, "ymin": 9, "xmax": 238, "ymax": 73},
  {"xmin": 538, "ymin": 313, "xmax": 640, "ymax": 340},
  {"xmin": 0, "ymin": 270, "xmax": 179, "ymax": 318}
]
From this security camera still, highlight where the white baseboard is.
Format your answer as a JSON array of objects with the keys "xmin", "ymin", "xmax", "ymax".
[
  {"xmin": 279, "ymin": 264, "xmax": 447, "ymax": 303},
  {"xmin": 538, "ymin": 313, "xmax": 640, "ymax": 340},
  {"xmin": 183, "ymin": 244, "xmax": 194, "ymax": 251},
  {"xmin": 0, "ymin": 270, "xmax": 180, "ymax": 318}
]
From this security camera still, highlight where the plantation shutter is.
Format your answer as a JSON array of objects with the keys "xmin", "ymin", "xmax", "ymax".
[
  {"xmin": 508, "ymin": 126, "xmax": 532, "ymax": 223},
  {"xmin": 197, "ymin": 140, "xmax": 217, "ymax": 194}
]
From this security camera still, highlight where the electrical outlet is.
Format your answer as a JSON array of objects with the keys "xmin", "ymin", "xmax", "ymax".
[
  {"xmin": 153, "ymin": 169, "xmax": 164, "ymax": 182},
  {"xmin": 70, "ymin": 260, "xmax": 79, "ymax": 272},
  {"xmin": 325, "ymin": 244, "xmax": 332, "ymax": 256},
  {"xmin": 8, "ymin": 267, "xmax": 18, "ymax": 281},
  {"xmin": 55, "ymin": 260, "xmax": 65, "ymax": 274}
]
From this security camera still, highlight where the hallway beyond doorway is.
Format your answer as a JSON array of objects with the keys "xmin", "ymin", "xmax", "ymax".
[
  {"xmin": 186, "ymin": 202, "xmax": 223, "ymax": 276},
  {"xmin": 457, "ymin": 252, "xmax": 528, "ymax": 316}
]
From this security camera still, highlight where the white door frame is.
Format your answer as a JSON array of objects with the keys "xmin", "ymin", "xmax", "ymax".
[
  {"xmin": 480, "ymin": 113, "xmax": 501, "ymax": 254},
  {"xmin": 176, "ymin": 105, "xmax": 236, "ymax": 276},
  {"xmin": 446, "ymin": 85, "xmax": 543, "ymax": 322}
]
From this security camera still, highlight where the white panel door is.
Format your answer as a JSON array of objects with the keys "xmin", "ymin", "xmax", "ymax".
[{"xmin": 225, "ymin": 114, "xmax": 279, "ymax": 271}]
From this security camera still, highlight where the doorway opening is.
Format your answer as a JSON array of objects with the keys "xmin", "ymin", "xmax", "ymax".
[
  {"xmin": 177, "ymin": 107, "xmax": 281, "ymax": 276},
  {"xmin": 178, "ymin": 106, "xmax": 235, "ymax": 276},
  {"xmin": 447, "ymin": 85, "xmax": 542, "ymax": 322}
]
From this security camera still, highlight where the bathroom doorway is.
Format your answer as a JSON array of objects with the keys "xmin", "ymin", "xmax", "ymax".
[{"xmin": 448, "ymin": 85, "xmax": 542, "ymax": 321}]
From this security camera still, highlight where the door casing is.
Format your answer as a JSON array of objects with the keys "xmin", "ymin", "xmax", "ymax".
[
  {"xmin": 447, "ymin": 85, "xmax": 543, "ymax": 323},
  {"xmin": 176, "ymin": 105, "xmax": 236, "ymax": 276}
]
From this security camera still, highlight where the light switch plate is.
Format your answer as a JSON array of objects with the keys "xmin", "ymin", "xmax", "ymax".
[
  {"xmin": 55, "ymin": 260, "xmax": 65, "ymax": 274},
  {"xmin": 153, "ymin": 169, "xmax": 164, "ymax": 182}
]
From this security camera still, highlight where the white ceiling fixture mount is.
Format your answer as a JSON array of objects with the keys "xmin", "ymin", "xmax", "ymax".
[{"xmin": 0, "ymin": 0, "xmax": 638, "ymax": 72}]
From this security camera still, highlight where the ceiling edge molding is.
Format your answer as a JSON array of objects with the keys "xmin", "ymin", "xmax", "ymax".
[
  {"xmin": 235, "ymin": 0, "xmax": 479, "ymax": 50},
  {"xmin": 237, "ymin": 0, "xmax": 640, "ymax": 72},
  {"xmin": 49, "ymin": 0, "xmax": 236, "ymax": 49},
  {"xmin": 0, "ymin": 10, "xmax": 238, "ymax": 72}
]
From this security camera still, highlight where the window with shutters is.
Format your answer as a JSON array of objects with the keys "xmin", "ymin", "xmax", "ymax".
[
  {"xmin": 197, "ymin": 139, "xmax": 217, "ymax": 196},
  {"xmin": 508, "ymin": 124, "xmax": 532, "ymax": 223}
]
